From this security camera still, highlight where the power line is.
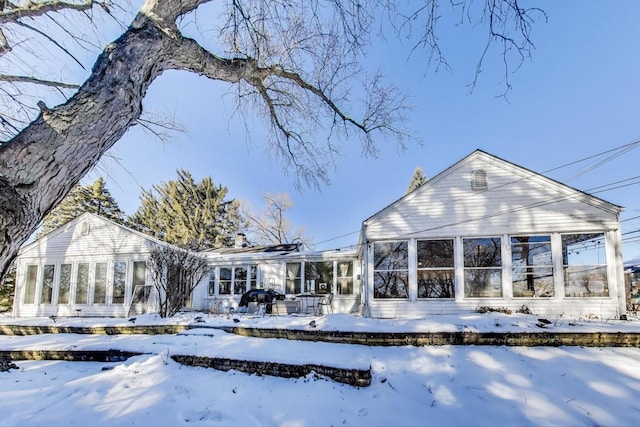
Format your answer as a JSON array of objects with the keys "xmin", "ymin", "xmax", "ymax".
[{"xmin": 313, "ymin": 139, "xmax": 640, "ymax": 250}]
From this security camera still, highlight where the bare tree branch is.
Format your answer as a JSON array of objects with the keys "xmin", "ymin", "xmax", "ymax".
[{"xmin": 0, "ymin": 73, "xmax": 79, "ymax": 89}]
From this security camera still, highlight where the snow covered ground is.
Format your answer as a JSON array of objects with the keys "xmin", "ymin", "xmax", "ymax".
[{"xmin": 1, "ymin": 312, "xmax": 640, "ymax": 426}]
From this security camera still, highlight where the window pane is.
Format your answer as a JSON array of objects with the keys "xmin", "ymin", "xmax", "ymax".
[
  {"xmin": 133, "ymin": 262, "xmax": 146, "ymax": 287},
  {"xmin": 562, "ymin": 233, "xmax": 608, "ymax": 297},
  {"xmin": 75, "ymin": 263, "xmax": 89, "ymax": 304},
  {"xmin": 464, "ymin": 238, "xmax": 501, "ymax": 267},
  {"xmin": 418, "ymin": 270, "xmax": 455, "ymax": 298},
  {"xmin": 337, "ymin": 261, "xmax": 353, "ymax": 295},
  {"xmin": 219, "ymin": 267, "xmax": 231, "ymax": 295},
  {"xmin": 511, "ymin": 236, "xmax": 554, "ymax": 298},
  {"xmin": 417, "ymin": 240, "xmax": 454, "ymax": 268},
  {"xmin": 23, "ymin": 265, "xmax": 38, "ymax": 304},
  {"xmin": 234, "ymin": 267, "xmax": 247, "ymax": 295},
  {"xmin": 112, "ymin": 261, "xmax": 127, "ymax": 304},
  {"xmin": 40, "ymin": 264, "xmax": 54, "ymax": 304},
  {"xmin": 285, "ymin": 263, "xmax": 301, "ymax": 294},
  {"xmin": 94, "ymin": 262, "xmax": 107, "ymax": 304},
  {"xmin": 208, "ymin": 269, "xmax": 216, "ymax": 295},
  {"xmin": 463, "ymin": 238, "xmax": 502, "ymax": 297},
  {"xmin": 417, "ymin": 240, "xmax": 455, "ymax": 299},
  {"xmin": 305, "ymin": 261, "xmax": 333, "ymax": 294},
  {"xmin": 464, "ymin": 269, "xmax": 502, "ymax": 297},
  {"xmin": 564, "ymin": 266, "xmax": 609, "ymax": 297},
  {"xmin": 249, "ymin": 265, "xmax": 258, "ymax": 290},
  {"xmin": 58, "ymin": 264, "xmax": 72, "ymax": 304},
  {"xmin": 373, "ymin": 242, "xmax": 409, "ymax": 299},
  {"xmin": 512, "ymin": 267, "xmax": 554, "ymax": 297},
  {"xmin": 374, "ymin": 242, "xmax": 408, "ymax": 270},
  {"xmin": 374, "ymin": 271, "xmax": 409, "ymax": 298}
]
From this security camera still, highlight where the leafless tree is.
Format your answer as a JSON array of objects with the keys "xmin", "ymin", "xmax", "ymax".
[
  {"xmin": 147, "ymin": 243, "xmax": 208, "ymax": 317},
  {"xmin": 0, "ymin": 0, "xmax": 545, "ymax": 282},
  {"xmin": 241, "ymin": 192, "xmax": 312, "ymax": 248}
]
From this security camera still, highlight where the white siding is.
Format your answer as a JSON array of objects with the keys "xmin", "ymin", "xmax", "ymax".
[
  {"xmin": 364, "ymin": 151, "xmax": 625, "ymax": 320},
  {"xmin": 365, "ymin": 153, "xmax": 619, "ymax": 240},
  {"xmin": 13, "ymin": 214, "xmax": 155, "ymax": 318}
]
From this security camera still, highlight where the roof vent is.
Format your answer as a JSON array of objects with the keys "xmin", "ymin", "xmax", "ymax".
[{"xmin": 471, "ymin": 169, "xmax": 488, "ymax": 191}]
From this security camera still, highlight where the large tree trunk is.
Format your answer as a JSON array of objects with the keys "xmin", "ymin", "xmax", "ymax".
[{"xmin": 0, "ymin": 0, "xmax": 236, "ymax": 281}]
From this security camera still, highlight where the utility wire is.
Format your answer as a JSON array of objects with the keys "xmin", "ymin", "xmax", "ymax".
[{"xmin": 313, "ymin": 139, "xmax": 640, "ymax": 250}]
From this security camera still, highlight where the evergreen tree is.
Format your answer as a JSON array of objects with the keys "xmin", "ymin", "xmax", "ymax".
[
  {"xmin": 406, "ymin": 167, "xmax": 428, "ymax": 194},
  {"xmin": 38, "ymin": 177, "xmax": 125, "ymax": 237},
  {"xmin": 129, "ymin": 169, "xmax": 242, "ymax": 251}
]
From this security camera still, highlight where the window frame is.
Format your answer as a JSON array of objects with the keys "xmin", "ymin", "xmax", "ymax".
[
  {"xmin": 373, "ymin": 241, "xmax": 409, "ymax": 299},
  {"xmin": 416, "ymin": 239, "xmax": 455, "ymax": 299},
  {"xmin": 112, "ymin": 261, "xmax": 127, "ymax": 305},
  {"xmin": 511, "ymin": 235, "xmax": 554, "ymax": 298},
  {"xmin": 561, "ymin": 233, "xmax": 609, "ymax": 298},
  {"xmin": 463, "ymin": 237, "xmax": 503, "ymax": 298}
]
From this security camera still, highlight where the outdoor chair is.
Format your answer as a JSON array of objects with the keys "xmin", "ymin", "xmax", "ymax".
[{"xmin": 317, "ymin": 293, "xmax": 333, "ymax": 315}]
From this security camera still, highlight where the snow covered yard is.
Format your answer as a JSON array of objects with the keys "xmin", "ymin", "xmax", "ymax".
[{"xmin": 2, "ymin": 312, "xmax": 640, "ymax": 426}]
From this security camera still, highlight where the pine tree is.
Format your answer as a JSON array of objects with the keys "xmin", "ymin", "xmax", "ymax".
[
  {"xmin": 129, "ymin": 169, "xmax": 242, "ymax": 251},
  {"xmin": 406, "ymin": 167, "xmax": 428, "ymax": 194},
  {"xmin": 38, "ymin": 177, "xmax": 125, "ymax": 237}
]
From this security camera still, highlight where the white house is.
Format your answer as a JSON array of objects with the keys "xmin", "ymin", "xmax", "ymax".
[
  {"xmin": 11, "ymin": 150, "xmax": 627, "ymax": 319},
  {"xmin": 12, "ymin": 212, "xmax": 157, "ymax": 318},
  {"xmin": 361, "ymin": 150, "xmax": 626, "ymax": 319}
]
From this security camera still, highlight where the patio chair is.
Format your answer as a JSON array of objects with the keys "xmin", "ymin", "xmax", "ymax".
[{"xmin": 317, "ymin": 293, "xmax": 333, "ymax": 315}]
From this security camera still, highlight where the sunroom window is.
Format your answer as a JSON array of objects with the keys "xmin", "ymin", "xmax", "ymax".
[
  {"xmin": 286, "ymin": 262, "xmax": 302, "ymax": 294},
  {"xmin": 234, "ymin": 266, "xmax": 247, "ymax": 295},
  {"xmin": 112, "ymin": 261, "xmax": 127, "ymax": 304},
  {"xmin": 219, "ymin": 267, "xmax": 232, "ymax": 295},
  {"xmin": 337, "ymin": 261, "xmax": 354, "ymax": 295},
  {"xmin": 93, "ymin": 262, "xmax": 107, "ymax": 304},
  {"xmin": 373, "ymin": 241, "xmax": 409, "ymax": 299},
  {"xmin": 75, "ymin": 263, "xmax": 89, "ymax": 304},
  {"xmin": 562, "ymin": 233, "xmax": 608, "ymax": 297},
  {"xmin": 417, "ymin": 239, "xmax": 455, "ymax": 298},
  {"xmin": 58, "ymin": 264, "xmax": 72, "ymax": 305},
  {"xmin": 23, "ymin": 265, "xmax": 38, "ymax": 304},
  {"xmin": 463, "ymin": 237, "xmax": 502, "ymax": 297},
  {"xmin": 40, "ymin": 264, "xmax": 55, "ymax": 304},
  {"xmin": 305, "ymin": 261, "xmax": 333, "ymax": 294},
  {"xmin": 511, "ymin": 236, "xmax": 554, "ymax": 297}
]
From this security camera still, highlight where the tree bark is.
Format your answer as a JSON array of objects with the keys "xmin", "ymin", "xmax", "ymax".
[{"xmin": 0, "ymin": 0, "xmax": 242, "ymax": 280}]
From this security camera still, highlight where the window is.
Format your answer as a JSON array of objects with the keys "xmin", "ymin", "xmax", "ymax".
[
  {"xmin": 133, "ymin": 262, "xmax": 146, "ymax": 288},
  {"xmin": 23, "ymin": 265, "xmax": 38, "ymax": 304},
  {"xmin": 219, "ymin": 267, "xmax": 232, "ymax": 295},
  {"xmin": 208, "ymin": 269, "xmax": 216, "ymax": 296},
  {"xmin": 58, "ymin": 264, "xmax": 72, "ymax": 304},
  {"xmin": 373, "ymin": 241, "xmax": 409, "ymax": 299},
  {"xmin": 130, "ymin": 261, "xmax": 149, "ymax": 310},
  {"xmin": 93, "ymin": 262, "xmax": 107, "ymax": 304},
  {"xmin": 213, "ymin": 265, "xmax": 258, "ymax": 296},
  {"xmin": 112, "ymin": 261, "xmax": 127, "ymax": 304},
  {"xmin": 511, "ymin": 236, "xmax": 554, "ymax": 297},
  {"xmin": 234, "ymin": 266, "xmax": 247, "ymax": 295},
  {"xmin": 40, "ymin": 264, "xmax": 55, "ymax": 304},
  {"xmin": 249, "ymin": 265, "xmax": 258, "ymax": 290},
  {"xmin": 337, "ymin": 261, "xmax": 354, "ymax": 295},
  {"xmin": 286, "ymin": 263, "xmax": 302, "ymax": 294},
  {"xmin": 305, "ymin": 261, "xmax": 333, "ymax": 294},
  {"xmin": 562, "ymin": 233, "xmax": 608, "ymax": 297},
  {"xmin": 417, "ymin": 239, "xmax": 455, "ymax": 298},
  {"xmin": 463, "ymin": 237, "xmax": 502, "ymax": 297},
  {"xmin": 75, "ymin": 263, "xmax": 89, "ymax": 304}
]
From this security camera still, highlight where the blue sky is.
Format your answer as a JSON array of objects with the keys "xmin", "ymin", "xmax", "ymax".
[{"xmin": 89, "ymin": 1, "xmax": 640, "ymax": 257}]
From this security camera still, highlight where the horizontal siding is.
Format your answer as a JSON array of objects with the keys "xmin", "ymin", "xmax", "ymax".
[
  {"xmin": 368, "ymin": 299, "xmax": 620, "ymax": 320},
  {"xmin": 366, "ymin": 156, "xmax": 619, "ymax": 240},
  {"xmin": 21, "ymin": 215, "xmax": 153, "ymax": 260}
]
